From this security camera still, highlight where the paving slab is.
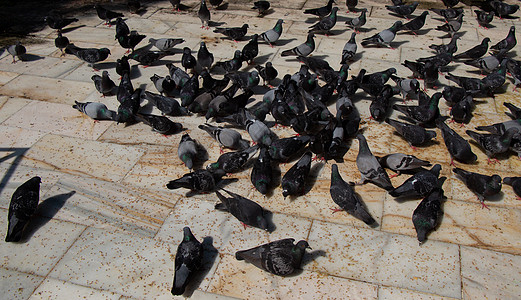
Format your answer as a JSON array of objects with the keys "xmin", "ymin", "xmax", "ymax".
[
  {"xmin": 29, "ymin": 278, "xmax": 122, "ymax": 300},
  {"xmin": 0, "ymin": 268, "xmax": 44, "ymax": 300}
]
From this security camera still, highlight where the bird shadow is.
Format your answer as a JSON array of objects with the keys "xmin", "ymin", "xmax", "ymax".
[
  {"xmin": 400, "ymin": 28, "xmax": 432, "ymax": 35},
  {"xmin": 215, "ymin": 3, "xmax": 229, "ymax": 10},
  {"xmin": 94, "ymin": 61, "xmax": 117, "ymax": 70},
  {"xmin": 21, "ymin": 54, "xmax": 44, "ymax": 62},
  {"xmin": 19, "ymin": 191, "xmax": 76, "ymax": 243},
  {"xmin": 302, "ymin": 161, "xmax": 325, "ymax": 196},
  {"xmin": 304, "ymin": 17, "xmax": 320, "ymax": 24},
  {"xmin": 272, "ymin": 38, "xmax": 297, "ymax": 47},
  {"xmin": 181, "ymin": 236, "xmax": 219, "ymax": 297},
  {"xmin": 327, "ymin": 29, "xmax": 349, "ymax": 36},
  {"xmin": 60, "ymin": 24, "xmax": 85, "ymax": 34},
  {"xmin": 301, "ymin": 249, "xmax": 327, "ymax": 268},
  {"xmin": 207, "ymin": 21, "xmax": 226, "ymax": 28},
  {"xmin": 356, "ymin": 27, "xmax": 376, "ymax": 33}
]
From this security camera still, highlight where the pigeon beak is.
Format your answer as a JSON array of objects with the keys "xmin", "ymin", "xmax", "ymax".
[{"xmin": 307, "ymin": 245, "xmax": 313, "ymax": 250}]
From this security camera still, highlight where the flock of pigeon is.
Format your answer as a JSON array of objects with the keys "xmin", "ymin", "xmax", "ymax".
[{"xmin": 4, "ymin": 0, "xmax": 521, "ymax": 296}]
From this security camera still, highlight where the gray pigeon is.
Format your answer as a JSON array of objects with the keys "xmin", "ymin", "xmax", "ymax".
[
  {"xmin": 260, "ymin": 19, "xmax": 284, "ymax": 46},
  {"xmin": 166, "ymin": 169, "xmax": 226, "ymax": 193},
  {"xmin": 345, "ymin": 8, "xmax": 367, "ymax": 33},
  {"xmin": 198, "ymin": 124, "xmax": 249, "ymax": 150},
  {"xmin": 308, "ymin": 7, "xmax": 339, "ymax": 35},
  {"xmin": 355, "ymin": 133, "xmax": 393, "ymax": 190},
  {"xmin": 378, "ymin": 153, "xmax": 431, "ymax": 175},
  {"xmin": 207, "ymin": 146, "xmax": 258, "ymax": 173},
  {"xmin": 491, "ymin": 26, "xmax": 516, "ymax": 54},
  {"xmin": 6, "ymin": 176, "xmax": 41, "ymax": 242},
  {"xmin": 198, "ymin": 0, "xmax": 210, "ymax": 29},
  {"xmin": 149, "ymin": 38, "xmax": 184, "ymax": 51},
  {"xmin": 235, "ymin": 239, "xmax": 310, "ymax": 276},
  {"xmin": 197, "ymin": 41, "xmax": 214, "ymax": 70},
  {"xmin": 435, "ymin": 13, "xmax": 464, "ymax": 37},
  {"xmin": 330, "ymin": 164, "xmax": 376, "ymax": 225},
  {"xmin": 453, "ymin": 167, "xmax": 502, "ymax": 209},
  {"xmin": 281, "ymin": 151, "xmax": 312, "ymax": 198},
  {"xmin": 466, "ymin": 128, "xmax": 519, "ymax": 163},
  {"xmin": 91, "ymin": 71, "xmax": 116, "ymax": 96},
  {"xmin": 65, "ymin": 44, "xmax": 111, "ymax": 70},
  {"xmin": 171, "ymin": 227, "xmax": 203, "ymax": 296},
  {"xmin": 6, "ymin": 41, "xmax": 26, "ymax": 63},
  {"xmin": 463, "ymin": 54, "xmax": 501, "ymax": 74},
  {"xmin": 436, "ymin": 118, "xmax": 477, "ymax": 164},
  {"xmin": 389, "ymin": 164, "xmax": 442, "ymax": 198},
  {"xmin": 361, "ymin": 21, "xmax": 402, "ymax": 48},
  {"xmin": 412, "ymin": 187, "xmax": 444, "ymax": 245},
  {"xmin": 73, "ymin": 101, "xmax": 116, "ymax": 121},
  {"xmin": 225, "ymin": 71, "xmax": 260, "ymax": 90},
  {"xmin": 281, "ymin": 33, "xmax": 315, "ymax": 57},
  {"xmin": 246, "ymin": 118, "xmax": 272, "ymax": 146},
  {"xmin": 385, "ymin": 118, "xmax": 437, "ymax": 147},
  {"xmin": 341, "ymin": 32, "xmax": 357, "ymax": 64},
  {"xmin": 391, "ymin": 75, "xmax": 420, "ymax": 100},
  {"xmin": 178, "ymin": 134, "xmax": 199, "ymax": 170},
  {"xmin": 215, "ymin": 189, "xmax": 268, "ymax": 230}
]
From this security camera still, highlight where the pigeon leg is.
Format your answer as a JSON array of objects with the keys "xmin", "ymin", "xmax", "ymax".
[
  {"xmin": 450, "ymin": 158, "xmax": 455, "ymax": 166},
  {"xmin": 516, "ymin": 196, "xmax": 521, "ymax": 200},
  {"xmin": 330, "ymin": 208, "xmax": 344, "ymax": 214},
  {"xmin": 480, "ymin": 199, "xmax": 490, "ymax": 210},
  {"xmin": 487, "ymin": 158, "xmax": 500, "ymax": 164},
  {"xmin": 143, "ymin": 65, "xmax": 150, "ymax": 68},
  {"xmin": 388, "ymin": 171, "xmax": 400, "ymax": 178},
  {"xmin": 11, "ymin": 57, "xmax": 16, "ymax": 64},
  {"xmin": 241, "ymin": 222, "xmax": 249, "ymax": 229}
]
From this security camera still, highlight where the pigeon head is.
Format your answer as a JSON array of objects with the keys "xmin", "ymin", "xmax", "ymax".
[
  {"xmin": 256, "ymin": 215, "xmax": 269, "ymax": 231},
  {"xmin": 183, "ymin": 47, "xmax": 191, "ymax": 54},
  {"xmin": 486, "ymin": 175, "xmax": 502, "ymax": 195},
  {"xmin": 295, "ymin": 240, "xmax": 311, "ymax": 251}
]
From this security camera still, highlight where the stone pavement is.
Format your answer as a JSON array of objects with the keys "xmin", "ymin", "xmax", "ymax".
[{"xmin": 1, "ymin": 0, "xmax": 521, "ymax": 299}]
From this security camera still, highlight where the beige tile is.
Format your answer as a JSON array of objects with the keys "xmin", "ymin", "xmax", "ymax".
[
  {"xmin": 0, "ymin": 55, "xmax": 82, "ymax": 78},
  {"xmin": 0, "ymin": 71, "xmax": 18, "ymax": 86},
  {"xmin": 378, "ymin": 286, "xmax": 458, "ymax": 300},
  {"xmin": 0, "ymin": 126, "xmax": 46, "ymax": 163},
  {"xmin": 29, "ymin": 278, "xmax": 121, "ymax": 300},
  {"xmin": 0, "ymin": 268, "xmax": 44, "ymax": 300},
  {"xmin": 63, "ymin": 27, "xmax": 119, "ymax": 46},
  {"xmin": 0, "ymin": 96, "xmax": 32, "ymax": 123},
  {"xmin": 21, "ymin": 134, "xmax": 145, "ymax": 182},
  {"xmin": 119, "ymin": 17, "xmax": 173, "ymax": 34},
  {"xmin": 461, "ymin": 246, "xmax": 521, "ymax": 299}
]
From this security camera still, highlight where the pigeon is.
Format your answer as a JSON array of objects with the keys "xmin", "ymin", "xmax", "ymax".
[
  {"xmin": 399, "ymin": 10, "xmax": 428, "ymax": 34},
  {"xmin": 198, "ymin": 0, "xmax": 210, "ymax": 29},
  {"xmin": 91, "ymin": 71, "xmax": 116, "ymax": 97},
  {"xmin": 54, "ymin": 32, "xmax": 70, "ymax": 56},
  {"xmin": 255, "ymin": 62, "xmax": 278, "ymax": 86},
  {"xmin": 197, "ymin": 41, "xmax": 214, "ymax": 70},
  {"xmin": 480, "ymin": 58, "xmax": 508, "ymax": 95},
  {"xmin": 298, "ymin": 56, "xmax": 334, "ymax": 78},
  {"xmin": 442, "ymin": 0, "xmax": 459, "ymax": 8},
  {"xmin": 235, "ymin": 239, "xmax": 310, "ymax": 276},
  {"xmin": 5, "ymin": 176, "xmax": 41, "ymax": 242},
  {"xmin": 442, "ymin": 86, "xmax": 467, "ymax": 106},
  {"xmin": 450, "ymin": 94, "xmax": 474, "ymax": 124},
  {"xmin": 435, "ymin": 13, "xmax": 464, "ymax": 37},
  {"xmin": 171, "ymin": 227, "xmax": 203, "ymax": 296},
  {"xmin": 214, "ymin": 24, "xmax": 249, "ymax": 42},
  {"xmin": 429, "ymin": 34, "xmax": 459, "ymax": 55},
  {"xmin": 466, "ymin": 128, "xmax": 519, "ymax": 162},
  {"xmin": 215, "ymin": 189, "xmax": 269, "ymax": 230},
  {"xmin": 226, "ymin": 71, "xmax": 260, "ymax": 90},
  {"xmin": 135, "ymin": 113, "xmax": 183, "ymax": 135},
  {"xmin": 6, "ymin": 42, "xmax": 26, "ymax": 63},
  {"xmin": 490, "ymin": 26, "xmax": 516, "ymax": 54},
  {"xmin": 180, "ymin": 74, "xmax": 199, "ymax": 108},
  {"xmin": 475, "ymin": 10, "xmax": 494, "ymax": 28},
  {"xmin": 389, "ymin": 164, "xmax": 442, "ymax": 198},
  {"xmin": 94, "ymin": 4, "xmax": 124, "ymax": 26},
  {"xmin": 73, "ymin": 101, "xmax": 116, "ymax": 121},
  {"xmin": 386, "ymin": 2, "xmax": 419, "ymax": 18},
  {"xmin": 454, "ymin": 38, "xmax": 490, "ymax": 60},
  {"xmin": 412, "ymin": 187, "xmax": 444, "ymax": 245},
  {"xmin": 341, "ymin": 32, "xmax": 357, "ymax": 64},
  {"xmin": 330, "ymin": 164, "xmax": 376, "ymax": 225},
  {"xmin": 355, "ymin": 133, "xmax": 393, "ymax": 190},
  {"xmin": 144, "ymin": 91, "xmax": 187, "ymax": 116},
  {"xmin": 345, "ymin": 8, "xmax": 367, "ymax": 33},
  {"xmin": 269, "ymin": 135, "xmax": 311, "ymax": 162},
  {"xmin": 436, "ymin": 118, "xmax": 477, "ymax": 164},
  {"xmin": 281, "ymin": 33, "xmax": 315, "ymax": 57},
  {"xmin": 281, "ymin": 151, "xmax": 312, "ymax": 198},
  {"xmin": 209, "ymin": 0, "xmax": 223, "ymax": 8},
  {"xmin": 490, "ymin": 0, "xmax": 519, "ymax": 18},
  {"xmin": 378, "ymin": 153, "xmax": 431, "ymax": 175},
  {"xmin": 117, "ymin": 72, "xmax": 134, "ymax": 105},
  {"xmin": 453, "ymin": 167, "xmax": 502, "ymax": 209},
  {"xmin": 304, "ymin": 0, "xmax": 336, "ymax": 18},
  {"xmin": 115, "ymin": 18, "xmax": 130, "ymax": 39},
  {"xmin": 214, "ymin": 50, "xmax": 243, "ymax": 73},
  {"xmin": 245, "ymin": 118, "xmax": 272, "ymax": 146},
  {"xmin": 149, "ymin": 38, "xmax": 184, "ymax": 51},
  {"xmin": 252, "ymin": 1, "xmax": 271, "ymax": 16},
  {"xmin": 386, "ymin": 118, "xmax": 437, "ymax": 147},
  {"xmin": 116, "ymin": 56, "xmax": 131, "ymax": 77},
  {"xmin": 241, "ymin": 34, "xmax": 259, "ymax": 64},
  {"xmin": 167, "ymin": 63, "xmax": 190, "ymax": 88},
  {"xmin": 430, "ymin": 7, "xmax": 463, "ymax": 21},
  {"xmin": 198, "ymin": 124, "xmax": 249, "ymax": 150},
  {"xmin": 115, "ymin": 88, "xmax": 141, "ymax": 124},
  {"xmin": 346, "ymin": 0, "xmax": 358, "ymax": 13},
  {"xmin": 150, "ymin": 74, "xmax": 176, "ymax": 96},
  {"xmin": 502, "ymin": 177, "xmax": 521, "ymax": 199},
  {"xmin": 260, "ymin": 19, "xmax": 284, "ymax": 46},
  {"xmin": 463, "ymin": 54, "xmax": 501, "ymax": 74},
  {"xmin": 402, "ymin": 60, "xmax": 439, "ymax": 87},
  {"xmin": 128, "ymin": 50, "xmax": 170, "ymax": 67},
  {"xmin": 308, "ymin": 7, "xmax": 339, "ymax": 35},
  {"xmin": 392, "ymin": 92, "xmax": 441, "ymax": 125},
  {"xmin": 445, "ymin": 73, "xmax": 483, "ymax": 91},
  {"xmin": 178, "ymin": 134, "xmax": 200, "ymax": 170},
  {"xmin": 506, "ymin": 59, "xmax": 521, "ymax": 90},
  {"xmin": 391, "ymin": 75, "xmax": 420, "ymax": 100},
  {"xmin": 475, "ymin": 119, "xmax": 521, "ymax": 136},
  {"xmin": 44, "ymin": 13, "xmax": 79, "ymax": 32},
  {"xmin": 65, "ymin": 44, "xmax": 110, "ymax": 70},
  {"xmin": 166, "ymin": 168, "xmax": 226, "ymax": 193},
  {"xmin": 170, "ymin": 0, "xmax": 181, "ymax": 11},
  {"xmin": 127, "ymin": 0, "xmax": 141, "ymax": 14},
  {"xmin": 504, "ymin": 102, "xmax": 521, "ymax": 119},
  {"xmin": 369, "ymin": 85, "xmax": 396, "ymax": 121},
  {"xmin": 181, "ymin": 47, "xmax": 197, "ymax": 72},
  {"xmin": 361, "ymin": 21, "xmax": 402, "ymax": 48},
  {"xmin": 207, "ymin": 146, "xmax": 258, "ymax": 173},
  {"xmin": 251, "ymin": 147, "xmax": 274, "ymax": 194}
]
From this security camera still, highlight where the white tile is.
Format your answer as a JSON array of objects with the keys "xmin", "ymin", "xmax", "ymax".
[
  {"xmin": 29, "ymin": 278, "xmax": 121, "ymax": 300},
  {"xmin": 0, "ymin": 268, "xmax": 44, "ymax": 300}
]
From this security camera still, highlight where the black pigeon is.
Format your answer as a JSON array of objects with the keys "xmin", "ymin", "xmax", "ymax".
[
  {"xmin": 255, "ymin": 62, "xmax": 278, "ymax": 86},
  {"xmin": 269, "ymin": 135, "xmax": 311, "ymax": 162},
  {"xmin": 392, "ymin": 92, "xmax": 441, "ymax": 125},
  {"xmin": 412, "ymin": 187, "xmax": 444, "ymax": 245},
  {"xmin": 181, "ymin": 47, "xmax": 197, "ymax": 72},
  {"xmin": 346, "ymin": 0, "xmax": 358, "ymax": 13},
  {"xmin": 91, "ymin": 71, "xmax": 116, "ymax": 96},
  {"xmin": 116, "ymin": 56, "xmax": 131, "ymax": 77},
  {"xmin": 178, "ymin": 133, "xmax": 199, "ymax": 170},
  {"xmin": 435, "ymin": 13, "xmax": 464, "ymax": 37},
  {"xmin": 475, "ymin": 10, "xmax": 494, "ymax": 28},
  {"xmin": 6, "ymin": 176, "xmax": 41, "ymax": 242},
  {"xmin": 386, "ymin": 118, "xmax": 436, "ymax": 147},
  {"xmin": 281, "ymin": 151, "xmax": 312, "ymax": 198},
  {"xmin": 385, "ymin": 1, "xmax": 419, "ymax": 19},
  {"xmin": 135, "ymin": 113, "xmax": 183, "ymax": 135},
  {"xmin": 491, "ymin": 26, "xmax": 516, "ymax": 54},
  {"xmin": 430, "ymin": 8, "xmax": 463, "ymax": 21},
  {"xmin": 214, "ymin": 50, "xmax": 243, "ymax": 73},
  {"xmin": 171, "ymin": 227, "xmax": 203, "ymax": 296},
  {"xmin": 252, "ymin": 1, "xmax": 271, "ymax": 16},
  {"xmin": 251, "ymin": 147, "xmax": 274, "ymax": 194},
  {"xmin": 94, "ymin": 4, "xmax": 124, "ymax": 26},
  {"xmin": 209, "ymin": 0, "xmax": 223, "ymax": 8},
  {"xmin": 403, "ymin": 60, "xmax": 439, "ymax": 87},
  {"xmin": 54, "ymin": 32, "xmax": 69, "ymax": 56},
  {"xmin": 490, "ymin": 0, "xmax": 519, "ymax": 18},
  {"xmin": 117, "ymin": 72, "xmax": 134, "ymax": 104},
  {"xmin": 369, "ymin": 85, "xmax": 397, "ymax": 121},
  {"xmin": 304, "ymin": 0, "xmax": 336, "ymax": 18},
  {"xmin": 475, "ymin": 119, "xmax": 521, "ymax": 135},
  {"xmin": 236, "ymin": 239, "xmax": 311, "ymax": 276},
  {"xmin": 450, "ymin": 94, "xmax": 474, "ymax": 124},
  {"xmin": 207, "ymin": 146, "xmax": 258, "ymax": 174},
  {"xmin": 166, "ymin": 169, "xmax": 226, "ymax": 193},
  {"xmin": 297, "ymin": 56, "xmax": 334, "ymax": 79},
  {"xmin": 128, "ymin": 50, "xmax": 170, "ymax": 67},
  {"xmin": 362, "ymin": 67, "xmax": 396, "ymax": 86},
  {"xmin": 65, "ymin": 44, "xmax": 110, "ymax": 70},
  {"xmin": 436, "ymin": 118, "xmax": 477, "ymax": 164},
  {"xmin": 128, "ymin": 0, "xmax": 141, "ymax": 14},
  {"xmin": 115, "ymin": 88, "xmax": 141, "ymax": 124},
  {"xmin": 241, "ymin": 34, "xmax": 259, "ymax": 64},
  {"xmin": 214, "ymin": 24, "xmax": 249, "ymax": 42},
  {"xmin": 466, "ymin": 128, "xmax": 519, "ymax": 163},
  {"xmin": 150, "ymin": 74, "xmax": 176, "ymax": 96},
  {"xmin": 170, "ymin": 0, "xmax": 181, "ymax": 12},
  {"xmin": 445, "ymin": 72, "xmax": 483, "ymax": 92},
  {"xmin": 330, "ymin": 164, "xmax": 376, "ymax": 225},
  {"xmin": 281, "ymin": 33, "xmax": 315, "ymax": 57},
  {"xmin": 429, "ymin": 34, "xmax": 459, "ymax": 55},
  {"xmin": 308, "ymin": 7, "xmax": 339, "ymax": 35},
  {"xmin": 442, "ymin": 0, "xmax": 459, "ymax": 8},
  {"xmin": 502, "ymin": 177, "xmax": 521, "ymax": 199},
  {"xmin": 417, "ymin": 52, "xmax": 453, "ymax": 71},
  {"xmin": 45, "ymin": 13, "xmax": 79, "ymax": 32},
  {"xmin": 454, "ymin": 38, "xmax": 490, "ymax": 60},
  {"xmin": 378, "ymin": 153, "xmax": 431, "ymax": 175},
  {"xmin": 115, "ymin": 18, "xmax": 130, "ymax": 39},
  {"xmin": 399, "ymin": 11, "xmax": 428, "ymax": 34},
  {"xmin": 389, "ymin": 164, "xmax": 442, "ymax": 198},
  {"xmin": 355, "ymin": 134, "xmax": 393, "ymax": 190},
  {"xmin": 197, "ymin": 41, "xmax": 214, "ymax": 70},
  {"xmin": 442, "ymin": 86, "xmax": 467, "ymax": 106},
  {"xmin": 215, "ymin": 189, "xmax": 268, "ymax": 230},
  {"xmin": 453, "ymin": 167, "xmax": 502, "ymax": 209},
  {"xmin": 118, "ymin": 31, "xmax": 146, "ymax": 53},
  {"xmin": 198, "ymin": 0, "xmax": 210, "ymax": 29},
  {"xmin": 144, "ymin": 91, "xmax": 188, "ymax": 116}
]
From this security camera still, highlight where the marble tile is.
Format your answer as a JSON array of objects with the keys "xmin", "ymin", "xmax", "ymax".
[
  {"xmin": 461, "ymin": 246, "xmax": 521, "ymax": 299},
  {"xmin": 0, "ymin": 71, "xmax": 18, "ymax": 86},
  {"xmin": 48, "ymin": 227, "xmax": 175, "ymax": 299},
  {"xmin": 0, "ymin": 75, "xmax": 95, "ymax": 104},
  {"xmin": 2, "ymin": 101, "xmax": 113, "ymax": 140},
  {"xmin": 0, "ymin": 126, "xmax": 46, "ymax": 163},
  {"xmin": 306, "ymin": 220, "xmax": 461, "ymax": 298},
  {"xmin": 21, "ymin": 134, "xmax": 145, "ymax": 182},
  {"xmin": 63, "ymin": 27, "xmax": 119, "ymax": 46},
  {"xmin": 0, "ymin": 55, "xmax": 82, "ymax": 78},
  {"xmin": 0, "ymin": 96, "xmax": 32, "ymax": 123},
  {"xmin": 0, "ymin": 268, "xmax": 44, "ymax": 300},
  {"xmin": 0, "ymin": 208, "xmax": 86, "ymax": 276},
  {"xmin": 29, "ymin": 278, "xmax": 121, "ymax": 300},
  {"xmin": 378, "ymin": 286, "xmax": 457, "ymax": 300},
  {"xmin": 117, "ymin": 17, "xmax": 173, "ymax": 34}
]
